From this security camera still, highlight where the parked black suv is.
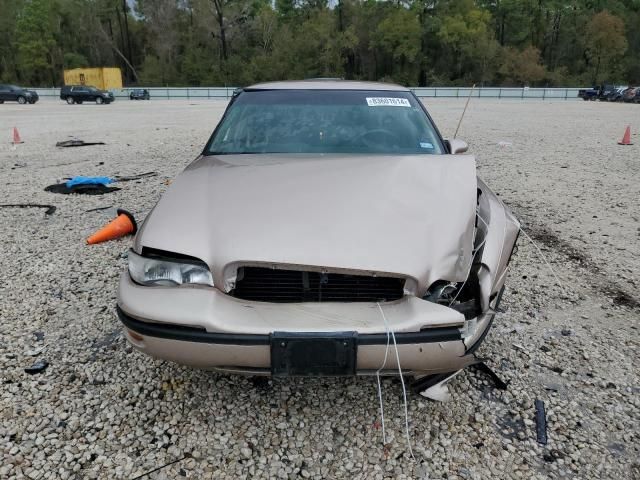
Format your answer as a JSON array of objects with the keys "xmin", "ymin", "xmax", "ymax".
[
  {"xmin": 0, "ymin": 84, "xmax": 39, "ymax": 104},
  {"xmin": 60, "ymin": 85, "xmax": 114, "ymax": 105}
]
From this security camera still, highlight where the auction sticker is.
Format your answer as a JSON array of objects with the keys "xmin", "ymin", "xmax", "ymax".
[{"xmin": 366, "ymin": 97, "xmax": 411, "ymax": 107}]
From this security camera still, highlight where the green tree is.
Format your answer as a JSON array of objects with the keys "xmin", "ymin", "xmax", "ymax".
[
  {"xmin": 16, "ymin": 0, "xmax": 58, "ymax": 85},
  {"xmin": 584, "ymin": 10, "xmax": 627, "ymax": 84}
]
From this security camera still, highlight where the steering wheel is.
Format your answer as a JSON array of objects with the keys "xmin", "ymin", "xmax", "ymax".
[{"xmin": 352, "ymin": 129, "xmax": 398, "ymax": 149}]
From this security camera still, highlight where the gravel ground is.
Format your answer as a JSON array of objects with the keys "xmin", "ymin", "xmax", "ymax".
[{"xmin": 1, "ymin": 98, "xmax": 638, "ymax": 479}]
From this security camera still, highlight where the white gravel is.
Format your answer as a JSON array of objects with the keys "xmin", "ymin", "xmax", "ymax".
[{"xmin": 1, "ymin": 98, "xmax": 638, "ymax": 479}]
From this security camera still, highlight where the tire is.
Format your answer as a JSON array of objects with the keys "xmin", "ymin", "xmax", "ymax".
[
  {"xmin": 96, "ymin": 97, "xmax": 104, "ymax": 105},
  {"xmin": 0, "ymin": 100, "xmax": 4, "ymax": 104},
  {"xmin": 17, "ymin": 96, "xmax": 27, "ymax": 104},
  {"xmin": 76, "ymin": 100, "xmax": 83, "ymax": 104},
  {"xmin": 66, "ymin": 97, "xmax": 75, "ymax": 105}
]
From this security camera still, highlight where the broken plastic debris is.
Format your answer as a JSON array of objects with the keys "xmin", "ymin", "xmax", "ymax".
[
  {"xmin": 418, "ymin": 371, "xmax": 462, "ymax": 402},
  {"xmin": 24, "ymin": 359, "xmax": 49, "ymax": 375},
  {"xmin": 0, "ymin": 204, "xmax": 56, "ymax": 215},
  {"xmin": 114, "ymin": 172, "xmax": 157, "ymax": 182},
  {"xmin": 56, "ymin": 140, "xmax": 105, "ymax": 147},
  {"xmin": 535, "ymin": 399, "xmax": 548, "ymax": 445},
  {"xmin": 45, "ymin": 183, "xmax": 120, "ymax": 195}
]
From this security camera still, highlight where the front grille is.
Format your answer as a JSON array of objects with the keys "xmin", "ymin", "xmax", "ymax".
[{"xmin": 230, "ymin": 267, "xmax": 405, "ymax": 303}]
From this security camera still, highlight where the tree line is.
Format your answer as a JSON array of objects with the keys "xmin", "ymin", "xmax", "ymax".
[{"xmin": 1, "ymin": 0, "xmax": 638, "ymax": 88}]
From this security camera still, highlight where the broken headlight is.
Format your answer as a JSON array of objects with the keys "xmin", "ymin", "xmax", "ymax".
[
  {"xmin": 128, "ymin": 250, "xmax": 213, "ymax": 287},
  {"xmin": 423, "ymin": 274, "xmax": 482, "ymax": 320}
]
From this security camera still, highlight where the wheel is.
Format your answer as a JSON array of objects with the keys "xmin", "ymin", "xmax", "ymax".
[
  {"xmin": 76, "ymin": 100, "xmax": 83, "ymax": 104},
  {"xmin": 28, "ymin": 99, "xmax": 36, "ymax": 104},
  {"xmin": 96, "ymin": 97, "xmax": 104, "ymax": 105},
  {"xmin": 17, "ymin": 96, "xmax": 26, "ymax": 104},
  {"xmin": 0, "ymin": 100, "xmax": 4, "ymax": 104},
  {"xmin": 66, "ymin": 97, "xmax": 74, "ymax": 105}
]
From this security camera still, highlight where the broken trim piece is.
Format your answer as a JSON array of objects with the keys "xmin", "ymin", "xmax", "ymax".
[
  {"xmin": 0, "ymin": 203, "xmax": 56, "ymax": 215},
  {"xmin": 469, "ymin": 361, "xmax": 509, "ymax": 390},
  {"xmin": 56, "ymin": 140, "xmax": 105, "ymax": 147},
  {"xmin": 535, "ymin": 399, "xmax": 548, "ymax": 445}
]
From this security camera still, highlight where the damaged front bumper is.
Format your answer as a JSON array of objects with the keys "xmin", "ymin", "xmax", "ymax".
[{"xmin": 116, "ymin": 274, "xmax": 499, "ymax": 376}]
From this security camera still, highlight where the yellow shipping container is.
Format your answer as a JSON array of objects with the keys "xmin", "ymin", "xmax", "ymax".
[{"xmin": 63, "ymin": 67, "xmax": 123, "ymax": 90}]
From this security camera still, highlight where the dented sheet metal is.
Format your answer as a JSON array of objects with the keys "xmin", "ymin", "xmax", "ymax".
[{"xmin": 135, "ymin": 153, "xmax": 477, "ymax": 294}]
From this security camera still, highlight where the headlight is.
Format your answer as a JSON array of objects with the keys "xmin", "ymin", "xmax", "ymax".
[
  {"xmin": 423, "ymin": 275, "xmax": 482, "ymax": 320},
  {"xmin": 128, "ymin": 250, "xmax": 213, "ymax": 287}
]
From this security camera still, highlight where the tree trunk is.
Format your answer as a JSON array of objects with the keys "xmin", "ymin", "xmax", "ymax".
[
  {"xmin": 114, "ymin": 6, "xmax": 128, "ymax": 80},
  {"xmin": 122, "ymin": 0, "xmax": 134, "ymax": 82},
  {"xmin": 212, "ymin": 0, "xmax": 229, "ymax": 61}
]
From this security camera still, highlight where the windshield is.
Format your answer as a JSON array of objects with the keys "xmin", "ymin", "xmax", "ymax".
[{"xmin": 207, "ymin": 90, "xmax": 444, "ymax": 155}]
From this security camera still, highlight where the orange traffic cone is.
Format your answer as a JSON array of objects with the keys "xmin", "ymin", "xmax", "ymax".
[
  {"xmin": 12, "ymin": 127, "xmax": 23, "ymax": 144},
  {"xmin": 618, "ymin": 126, "xmax": 632, "ymax": 145},
  {"xmin": 87, "ymin": 209, "xmax": 137, "ymax": 245}
]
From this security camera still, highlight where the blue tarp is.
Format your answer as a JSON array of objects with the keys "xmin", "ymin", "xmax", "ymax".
[{"xmin": 66, "ymin": 176, "xmax": 115, "ymax": 188}]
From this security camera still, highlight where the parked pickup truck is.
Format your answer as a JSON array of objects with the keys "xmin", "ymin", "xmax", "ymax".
[{"xmin": 578, "ymin": 87, "xmax": 598, "ymax": 100}]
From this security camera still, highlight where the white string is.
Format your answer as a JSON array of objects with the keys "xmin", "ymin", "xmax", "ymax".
[
  {"xmin": 375, "ymin": 311, "xmax": 391, "ymax": 445},
  {"xmin": 376, "ymin": 302, "xmax": 415, "ymax": 460},
  {"xmin": 517, "ymin": 226, "xmax": 569, "ymax": 295}
]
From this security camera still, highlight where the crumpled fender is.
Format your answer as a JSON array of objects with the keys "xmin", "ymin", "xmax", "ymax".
[{"xmin": 476, "ymin": 178, "xmax": 520, "ymax": 311}]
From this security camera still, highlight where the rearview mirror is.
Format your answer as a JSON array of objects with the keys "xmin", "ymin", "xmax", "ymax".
[{"xmin": 446, "ymin": 138, "xmax": 468, "ymax": 154}]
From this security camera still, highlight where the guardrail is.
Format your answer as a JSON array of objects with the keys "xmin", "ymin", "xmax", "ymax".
[
  {"xmin": 31, "ymin": 86, "xmax": 584, "ymax": 100},
  {"xmin": 411, "ymin": 87, "xmax": 581, "ymax": 99}
]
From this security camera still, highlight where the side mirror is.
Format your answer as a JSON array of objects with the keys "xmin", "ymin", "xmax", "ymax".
[{"xmin": 446, "ymin": 138, "xmax": 468, "ymax": 154}]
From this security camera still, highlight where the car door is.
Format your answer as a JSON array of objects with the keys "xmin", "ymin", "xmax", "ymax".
[
  {"xmin": 0, "ymin": 85, "xmax": 8, "ymax": 101},
  {"xmin": 8, "ymin": 86, "xmax": 21, "ymax": 101}
]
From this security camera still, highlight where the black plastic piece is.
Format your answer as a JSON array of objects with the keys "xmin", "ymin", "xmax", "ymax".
[
  {"xmin": 24, "ymin": 359, "xmax": 49, "ymax": 375},
  {"xmin": 470, "ymin": 361, "xmax": 508, "ymax": 390},
  {"xmin": 44, "ymin": 183, "xmax": 120, "ymax": 195},
  {"xmin": 535, "ymin": 399, "xmax": 548, "ymax": 445},
  {"xmin": 270, "ymin": 331, "xmax": 357, "ymax": 376},
  {"xmin": 410, "ymin": 371, "xmax": 458, "ymax": 394},
  {"xmin": 0, "ymin": 203, "xmax": 56, "ymax": 215}
]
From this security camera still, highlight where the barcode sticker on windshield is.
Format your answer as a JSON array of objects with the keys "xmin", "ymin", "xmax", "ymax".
[{"xmin": 366, "ymin": 97, "xmax": 411, "ymax": 107}]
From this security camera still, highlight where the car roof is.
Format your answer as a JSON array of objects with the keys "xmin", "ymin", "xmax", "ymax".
[{"xmin": 245, "ymin": 80, "xmax": 409, "ymax": 92}]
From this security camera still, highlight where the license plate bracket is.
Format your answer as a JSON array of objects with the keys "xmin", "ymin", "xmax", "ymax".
[{"xmin": 270, "ymin": 331, "xmax": 358, "ymax": 376}]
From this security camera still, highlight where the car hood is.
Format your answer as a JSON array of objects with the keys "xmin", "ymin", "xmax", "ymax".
[{"xmin": 135, "ymin": 154, "xmax": 477, "ymax": 294}]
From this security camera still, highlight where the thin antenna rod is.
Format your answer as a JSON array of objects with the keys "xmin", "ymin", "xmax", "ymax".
[{"xmin": 454, "ymin": 84, "xmax": 475, "ymax": 139}]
